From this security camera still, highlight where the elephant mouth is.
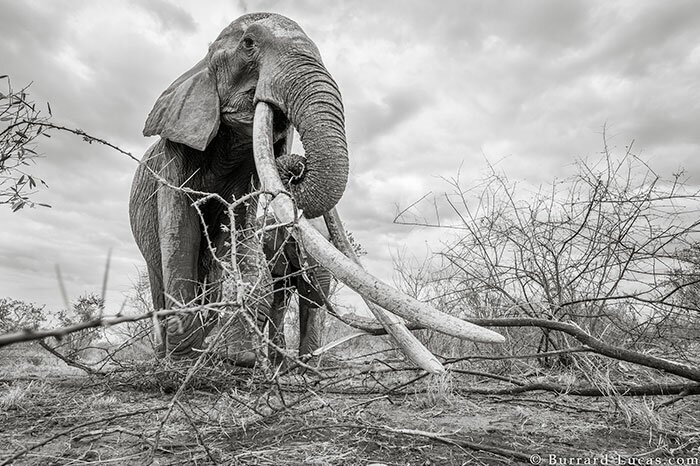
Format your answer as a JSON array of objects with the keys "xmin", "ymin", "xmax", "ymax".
[
  {"xmin": 268, "ymin": 104, "xmax": 290, "ymax": 137},
  {"xmin": 222, "ymin": 101, "xmax": 290, "ymax": 145},
  {"xmin": 252, "ymin": 102, "xmax": 506, "ymax": 361}
]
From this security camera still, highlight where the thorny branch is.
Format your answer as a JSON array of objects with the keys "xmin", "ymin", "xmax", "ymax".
[{"xmin": 0, "ymin": 78, "xmax": 51, "ymax": 210}]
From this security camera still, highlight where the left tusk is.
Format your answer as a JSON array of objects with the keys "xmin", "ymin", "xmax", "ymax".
[
  {"xmin": 253, "ymin": 102, "xmax": 505, "ymax": 344},
  {"xmin": 323, "ymin": 208, "xmax": 445, "ymax": 373}
]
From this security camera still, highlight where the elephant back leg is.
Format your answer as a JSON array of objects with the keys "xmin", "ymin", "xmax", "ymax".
[
  {"xmin": 268, "ymin": 279, "xmax": 289, "ymax": 366},
  {"xmin": 297, "ymin": 268, "xmax": 331, "ymax": 356}
]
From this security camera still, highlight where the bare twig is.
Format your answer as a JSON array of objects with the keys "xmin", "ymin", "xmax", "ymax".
[
  {"xmin": 36, "ymin": 340, "xmax": 105, "ymax": 376},
  {"xmin": 0, "ymin": 306, "xmax": 222, "ymax": 348}
]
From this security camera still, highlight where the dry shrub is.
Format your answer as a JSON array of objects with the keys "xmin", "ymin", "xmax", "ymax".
[
  {"xmin": 393, "ymin": 140, "xmax": 700, "ymax": 383},
  {"xmin": 415, "ymin": 372, "xmax": 456, "ymax": 408},
  {"xmin": 0, "ymin": 77, "xmax": 51, "ymax": 211}
]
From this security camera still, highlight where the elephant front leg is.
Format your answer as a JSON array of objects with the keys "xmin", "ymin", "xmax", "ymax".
[{"xmin": 157, "ymin": 178, "xmax": 209, "ymax": 359}]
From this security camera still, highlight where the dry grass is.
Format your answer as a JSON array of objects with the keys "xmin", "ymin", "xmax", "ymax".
[
  {"xmin": 0, "ymin": 381, "xmax": 43, "ymax": 411},
  {"xmin": 1, "ymin": 342, "xmax": 698, "ymax": 465}
]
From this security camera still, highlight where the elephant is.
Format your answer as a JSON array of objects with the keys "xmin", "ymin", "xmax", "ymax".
[
  {"xmin": 130, "ymin": 13, "xmax": 347, "ymax": 359},
  {"xmin": 129, "ymin": 12, "xmax": 504, "ymax": 369}
]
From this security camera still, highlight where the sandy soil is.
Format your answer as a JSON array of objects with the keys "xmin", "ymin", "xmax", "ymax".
[{"xmin": 1, "ymin": 346, "xmax": 698, "ymax": 465}]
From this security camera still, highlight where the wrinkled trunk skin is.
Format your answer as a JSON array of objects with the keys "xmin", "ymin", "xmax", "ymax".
[{"xmin": 258, "ymin": 53, "xmax": 348, "ymax": 219}]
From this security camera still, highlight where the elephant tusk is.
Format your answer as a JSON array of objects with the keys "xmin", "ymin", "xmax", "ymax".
[
  {"xmin": 253, "ymin": 102, "xmax": 505, "ymax": 345},
  {"xmin": 323, "ymin": 208, "xmax": 446, "ymax": 373}
]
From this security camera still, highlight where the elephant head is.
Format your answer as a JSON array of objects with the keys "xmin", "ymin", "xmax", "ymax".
[{"xmin": 143, "ymin": 13, "xmax": 347, "ymax": 218}]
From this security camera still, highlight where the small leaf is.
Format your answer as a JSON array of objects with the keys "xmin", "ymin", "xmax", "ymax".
[
  {"xmin": 37, "ymin": 203, "xmax": 52, "ymax": 208},
  {"xmin": 43, "ymin": 133, "xmax": 51, "ymax": 138},
  {"xmin": 47, "ymin": 101, "xmax": 52, "ymax": 116},
  {"xmin": 29, "ymin": 176, "xmax": 35, "ymax": 188}
]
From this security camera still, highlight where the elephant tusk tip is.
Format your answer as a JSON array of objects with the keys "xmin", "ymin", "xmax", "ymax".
[
  {"xmin": 474, "ymin": 328, "xmax": 506, "ymax": 344},
  {"xmin": 428, "ymin": 365, "xmax": 447, "ymax": 375}
]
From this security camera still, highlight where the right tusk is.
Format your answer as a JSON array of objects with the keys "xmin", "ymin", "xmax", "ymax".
[
  {"xmin": 323, "ymin": 208, "xmax": 446, "ymax": 373},
  {"xmin": 253, "ymin": 102, "xmax": 505, "ymax": 344}
]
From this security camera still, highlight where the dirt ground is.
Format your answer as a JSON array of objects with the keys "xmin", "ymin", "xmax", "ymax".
[{"xmin": 1, "ymin": 346, "xmax": 698, "ymax": 465}]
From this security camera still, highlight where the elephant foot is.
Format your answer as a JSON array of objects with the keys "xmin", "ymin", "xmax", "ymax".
[
  {"xmin": 226, "ymin": 351, "xmax": 258, "ymax": 368},
  {"xmin": 268, "ymin": 348, "xmax": 287, "ymax": 370},
  {"xmin": 296, "ymin": 352, "xmax": 323, "ymax": 372}
]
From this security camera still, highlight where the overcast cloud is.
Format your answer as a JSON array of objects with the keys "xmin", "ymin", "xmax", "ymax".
[{"xmin": 1, "ymin": 0, "xmax": 699, "ymax": 315}]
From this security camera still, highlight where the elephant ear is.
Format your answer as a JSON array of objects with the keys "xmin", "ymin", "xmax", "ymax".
[{"xmin": 143, "ymin": 59, "xmax": 220, "ymax": 151}]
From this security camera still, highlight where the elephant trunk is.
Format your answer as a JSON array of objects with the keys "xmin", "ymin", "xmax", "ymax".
[{"xmin": 257, "ymin": 53, "xmax": 348, "ymax": 218}]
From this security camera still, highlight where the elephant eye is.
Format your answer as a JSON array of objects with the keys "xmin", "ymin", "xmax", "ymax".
[{"xmin": 241, "ymin": 37, "xmax": 255, "ymax": 50}]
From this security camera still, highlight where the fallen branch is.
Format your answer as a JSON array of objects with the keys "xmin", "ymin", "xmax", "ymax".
[
  {"xmin": 450, "ymin": 368, "xmax": 526, "ymax": 385},
  {"xmin": 36, "ymin": 340, "xmax": 105, "ymax": 376},
  {"xmin": 493, "ymin": 395, "xmax": 602, "ymax": 413},
  {"xmin": 469, "ymin": 317, "xmax": 700, "ymax": 383},
  {"xmin": 326, "ymin": 312, "xmax": 700, "ymax": 383},
  {"xmin": 455, "ymin": 381, "xmax": 700, "ymax": 397},
  {"xmin": 443, "ymin": 346, "xmax": 593, "ymax": 364},
  {"xmin": 657, "ymin": 389, "xmax": 694, "ymax": 409}
]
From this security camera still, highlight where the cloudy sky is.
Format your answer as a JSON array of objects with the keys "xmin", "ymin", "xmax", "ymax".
[{"xmin": 1, "ymin": 0, "xmax": 699, "ymax": 316}]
